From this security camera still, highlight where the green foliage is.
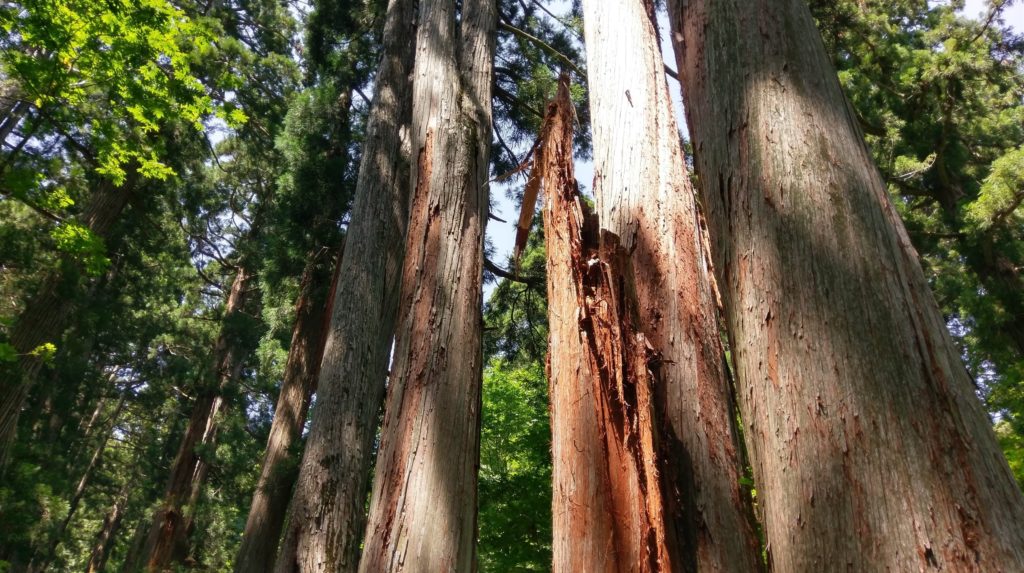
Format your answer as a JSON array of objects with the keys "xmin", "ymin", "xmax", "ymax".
[
  {"xmin": 0, "ymin": 0, "xmax": 217, "ymax": 181},
  {"xmin": 49, "ymin": 221, "xmax": 109, "ymax": 275},
  {"xmin": 479, "ymin": 360, "xmax": 552, "ymax": 572}
]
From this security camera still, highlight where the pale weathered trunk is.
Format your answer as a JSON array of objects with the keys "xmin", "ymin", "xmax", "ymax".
[
  {"xmin": 356, "ymin": 0, "xmax": 495, "ymax": 570},
  {"xmin": 86, "ymin": 484, "xmax": 130, "ymax": 573},
  {"xmin": 142, "ymin": 266, "xmax": 256, "ymax": 571},
  {"xmin": 668, "ymin": 0, "xmax": 1024, "ymax": 569},
  {"xmin": 270, "ymin": 0, "xmax": 415, "ymax": 570},
  {"xmin": 235, "ymin": 251, "xmax": 338, "ymax": 573},
  {"xmin": 543, "ymin": 79, "xmax": 676, "ymax": 573},
  {"xmin": 0, "ymin": 177, "xmax": 133, "ymax": 467},
  {"xmin": 582, "ymin": 1, "xmax": 763, "ymax": 570}
]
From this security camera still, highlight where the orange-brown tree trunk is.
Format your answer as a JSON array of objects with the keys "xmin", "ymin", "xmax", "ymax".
[
  {"xmin": 142, "ymin": 265, "xmax": 257, "ymax": 571},
  {"xmin": 669, "ymin": 0, "xmax": 1024, "ymax": 569},
  {"xmin": 356, "ymin": 0, "xmax": 495, "ymax": 569},
  {"xmin": 86, "ymin": 484, "xmax": 130, "ymax": 573},
  {"xmin": 581, "ymin": 0, "xmax": 763, "ymax": 570},
  {"xmin": 543, "ymin": 79, "xmax": 677, "ymax": 573}
]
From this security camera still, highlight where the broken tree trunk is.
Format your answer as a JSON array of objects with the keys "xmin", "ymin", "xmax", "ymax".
[
  {"xmin": 544, "ymin": 78, "xmax": 677, "ymax": 573},
  {"xmin": 582, "ymin": 0, "xmax": 764, "ymax": 570},
  {"xmin": 668, "ymin": 0, "xmax": 1024, "ymax": 569}
]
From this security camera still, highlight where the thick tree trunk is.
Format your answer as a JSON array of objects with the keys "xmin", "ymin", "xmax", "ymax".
[
  {"xmin": 271, "ymin": 0, "xmax": 416, "ymax": 570},
  {"xmin": 668, "ymin": 0, "xmax": 1024, "ymax": 569},
  {"xmin": 0, "ymin": 177, "xmax": 133, "ymax": 468},
  {"xmin": 581, "ymin": 1, "xmax": 763, "ymax": 570},
  {"xmin": 543, "ymin": 79, "xmax": 676, "ymax": 573},
  {"xmin": 356, "ymin": 0, "xmax": 495, "ymax": 570},
  {"xmin": 142, "ymin": 265, "xmax": 256, "ymax": 571},
  {"xmin": 86, "ymin": 484, "xmax": 130, "ymax": 573},
  {"xmin": 235, "ymin": 251, "xmax": 339, "ymax": 573}
]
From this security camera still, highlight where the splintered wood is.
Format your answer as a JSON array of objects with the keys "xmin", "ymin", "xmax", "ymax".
[{"xmin": 543, "ymin": 77, "xmax": 676, "ymax": 573}]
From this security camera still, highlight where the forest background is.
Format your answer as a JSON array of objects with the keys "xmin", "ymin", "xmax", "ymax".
[{"xmin": 0, "ymin": 0, "xmax": 1022, "ymax": 571}]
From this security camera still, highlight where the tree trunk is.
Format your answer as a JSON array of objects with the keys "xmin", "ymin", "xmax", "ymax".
[
  {"xmin": 581, "ymin": 1, "xmax": 763, "ymax": 570},
  {"xmin": 86, "ymin": 484, "xmax": 130, "ymax": 573},
  {"xmin": 542, "ymin": 78, "xmax": 676, "ymax": 573},
  {"xmin": 235, "ymin": 250, "xmax": 339, "ymax": 573},
  {"xmin": 356, "ymin": 0, "xmax": 495, "ymax": 570},
  {"xmin": 668, "ymin": 0, "xmax": 1024, "ymax": 569},
  {"xmin": 32, "ymin": 395, "xmax": 128, "ymax": 573},
  {"xmin": 0, "ymin": 176, "xmax": 133, "ymax": 468},
  {"xmin": 142, "ymin": 265, "xmax": 256, "ymax": 571},
  {"xmin": 271, "ymin": 0, "xmax": 416, "ymax": 571}
]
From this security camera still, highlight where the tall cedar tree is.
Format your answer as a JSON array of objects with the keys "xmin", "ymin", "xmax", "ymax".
[
  {"xmin": 357, "ymin": 0, "xmax": 496, "ymax": 569},
  {"xmin": 668, "ymin": 0, "xmax": 1024, "ymax": 569},
  {"xmin": 272, "ymin": 0, "xmax": 416, "ymax": 570},
  {"xmin": 581, "ymin": 0, "xmax": 763, "ymax": 569}
]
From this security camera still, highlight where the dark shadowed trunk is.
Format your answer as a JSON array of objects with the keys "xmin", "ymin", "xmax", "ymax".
[
  {"xmin": 543, "ymin": 79, "xmax": 677, "ymax": 573},
  {"xmin": 669, "ymin": 0, "xmax": 1024, "ymax": 569},
  {"xmin": 86, "ymin": 484, "xmax": 130, "ymax": 573},
  {"xmin": 234, "ymin": 249, "xmax": 340, "ymax": 573},
  {"xmin": 142, "ymin": 265, "xmax": 257, "ymax": 571},
  {"xmin": 271, "ymin": 0, "xmax": 415, "ymax": 570},
  {"xmin": 356, "ymin": 0, "xmax": 495, "ymax": 570},
  {"xmin": 582, "ymin": 0, "xmax": 763, "ymax": 570},
  {"xmin": 0, "ymin": 176, "xmax": 133, "ymax": 467}
]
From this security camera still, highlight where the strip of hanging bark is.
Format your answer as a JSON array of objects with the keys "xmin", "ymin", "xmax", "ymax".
[{"xmin": 544, "ymin": 77, "xmax": 676, "ymax": 572}]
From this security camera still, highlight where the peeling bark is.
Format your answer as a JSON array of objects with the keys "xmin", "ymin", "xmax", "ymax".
[
  {"xmin": 582, "ymin": 1, "xmax": 763, "ymax": 570},
  {"xmin": 142, "ymin": 265, "xmax": 257, "ymax": 571},
  {"xmin": 543, "ymin": 79, "xmax": 675, "ymax": 573},
  {"xmin": 356, "ymin": 0, "xmax": 496, "ymax": 570},
  {"xmin": 271, "ymin": 0, "xmax": 416, "ymax": 570},
  {"xmin": 668, "ymin": 0, "xmax": 1024, "ymax": 569}
]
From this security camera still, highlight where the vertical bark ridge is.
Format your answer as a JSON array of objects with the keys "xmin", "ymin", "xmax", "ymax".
[
  {"xmin": 582, "ymin": 0, "xmax": 764, "ymax": 570},
  {"xmin": 357, "ymin": 0, "xmax": 496, "ymax": 570},
  {"xmin": 668, "ymin": 0, "xmax": 1024, "ymax": 570},
  {"xmin": 544, "ymin": 78, "xmax": 676, "ymax": 573},
  {"xmin": 271, "ymin": 0, "xmax": 415, "ymax": 569}
]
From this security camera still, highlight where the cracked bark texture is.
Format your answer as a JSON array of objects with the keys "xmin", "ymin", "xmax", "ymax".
[
  {"xmin": 235, "ymin": 249, "xmax": 339, "ymax": 573},
  {"xmin": 582, "ymin": 0, "xmax": 763, "ymax": 570},
  {"xmin": 357, "ymin": 0, "xmax": 495, "ymax": 570},
  {"xmin": 668, "ymin": 0, "xmax": 1024, "ymax": 570},
  {"xmin": 142, "ymin": 265, "xmax": 257, "ymax": 572},
  {"xmin": 544, "ymin": 79, "xmax": 677, "ymax": 573},
  {"xmin": 271, "ymin": 0, "xmax": 415, "ymax": 570}
]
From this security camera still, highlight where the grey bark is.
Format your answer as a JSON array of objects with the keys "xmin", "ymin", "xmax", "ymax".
[
  {"xmin": 271, "ymin": 0, "xmax": 416, "ymax": 570},
  {"xmin": 356, "ymin": 0, "xmax": 496, "ymax": 570},
  {"xmin": 668, "ymin": 0, "xmax": 1024, "ymax": 569}
]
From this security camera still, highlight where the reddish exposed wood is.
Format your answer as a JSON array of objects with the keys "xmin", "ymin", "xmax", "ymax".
[
  {"xmin": 582, "ymin": 1, "xmax": 763, "ymax": 569},
  {"xmin": 544, "ymin": 78, "xmax": 675, "ymax": 573},
  {"xmin": 668, "ymin": 0, "xmax": 1024, "ymax": 569}
]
